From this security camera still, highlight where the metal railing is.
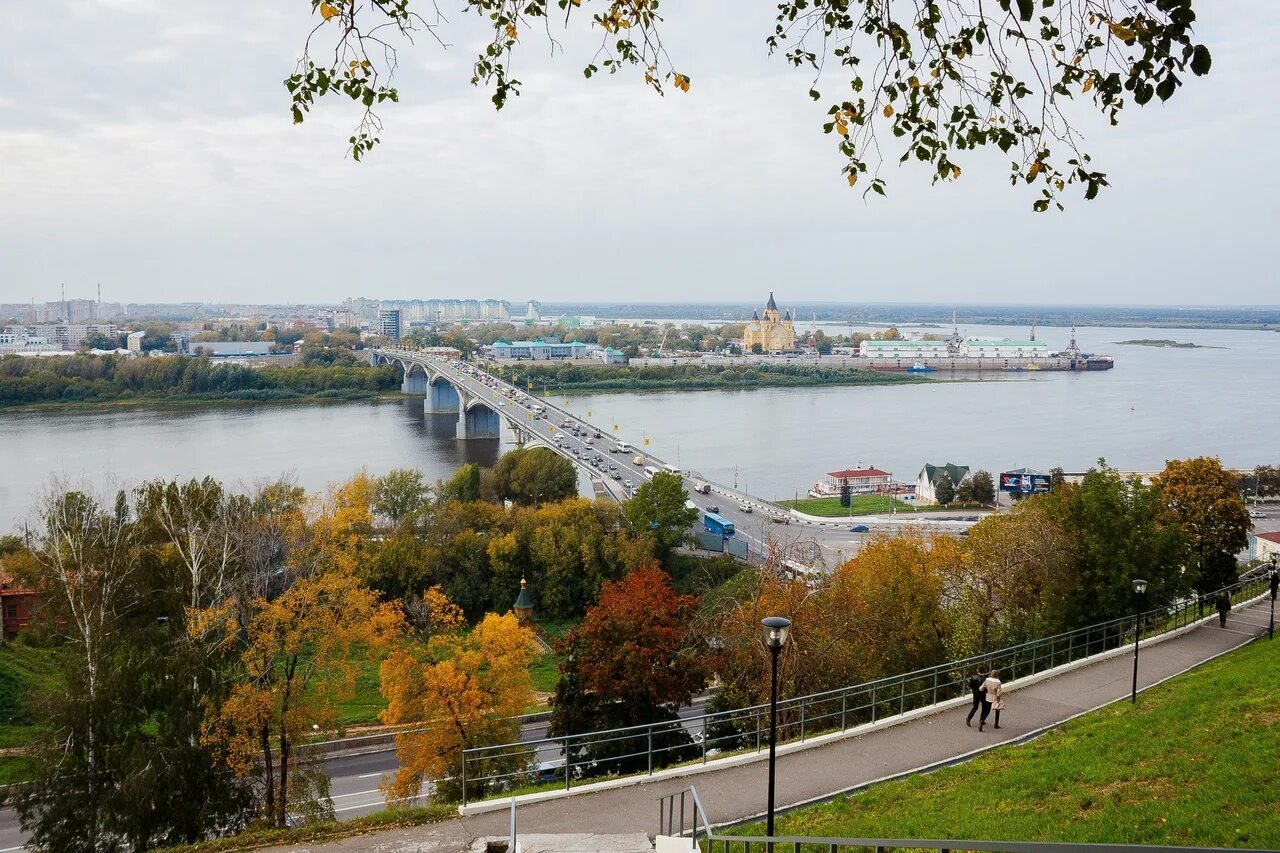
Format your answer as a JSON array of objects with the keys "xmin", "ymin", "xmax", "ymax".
[
  {"xmin": 658, "ymin": 786, "xmax": 1277, "ymax": 853},
  {"xmin": 459, "ymin": 568, "xmax": 1272, "ymax": 805}
]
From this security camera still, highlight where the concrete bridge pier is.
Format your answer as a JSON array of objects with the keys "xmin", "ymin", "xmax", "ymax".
[
  {"xmin": 401, "ymin": 368, "xmax": 428, "ymax": 395},
  {"xmin": 458, "ymin": 404, "xmax": 502, "ymax": 440},
  {"xmin": 426, "ymin": 379, "xmax": 461, "ymax": 413}
]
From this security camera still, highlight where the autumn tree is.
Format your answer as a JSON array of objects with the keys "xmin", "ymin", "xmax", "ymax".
[
  {"xmin": 944, "ymin": 501, "xmax": 1071, "ymax": 655},
  {"xmin": 1153, "ymin": 456, "xmax": 1251, "ymax": 591},
  {"xmin": 624, "ymin": 471, "xmax": 698, "ymax": 557},
  {"xmin": 439, "ymin": 462, "xmax": 482, "ymax": 503},
  {"xmin": 290, "ymin": 1, "xmax": 1211, "ymax": 213},
  {"xmin": 379, "ymin": 611, "xmax": 538, "ymax": 803},
  {"xmin": 548, "ymin": 565, "xmax": 708, "ymax": 773},
  {"xmin": 193, "ymin": 476, "xmax": 404, "ymax": 828},
  {"xmin": 711, "ymin": 532, "xmax": 957, "ymax": 715}
]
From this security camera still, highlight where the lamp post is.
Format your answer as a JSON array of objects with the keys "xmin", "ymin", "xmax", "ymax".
[
  {"xmin": 761, "ymin": 616, "xmax": 791, "ymax": 843},
  {"xmin": 1131, "ymin": 578, "xmax": 1148, "ymax": 704}
]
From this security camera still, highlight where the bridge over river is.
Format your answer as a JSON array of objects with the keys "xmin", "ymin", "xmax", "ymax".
[{"xmin": 371, "ymin": 349, "xmax": 981, "ymax": 563}]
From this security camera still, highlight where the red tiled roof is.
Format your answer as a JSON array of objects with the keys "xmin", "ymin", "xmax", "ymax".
[
  {"xmin": 1257, "ymin": 531, "xmax": 1280, "ymax": 544},
  {"xmin": 827, "ymin": 468, "xmax": 891, "ymax": 479}
]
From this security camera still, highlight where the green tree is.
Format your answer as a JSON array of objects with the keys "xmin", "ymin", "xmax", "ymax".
[
  {"xmin": 750, "ymin": 342, "xmax": 764, "ymax": 355},
  {"xmin": 624, "ymin": 472, "xmax": 697, "ymax": 557},
  {"xmin": 11, "ymin": 486, "xmax": 252, "ymax": 851},
  {"xmin": 492, "ymin": 448, "xmax": 578, "ymax": 506},
  {"xmin": 968, "ymin": 470, "xmax": 996, "ymax": 505},
  {"xmin": 1039, "ymin": 461, "xmax": 1191, "ymax": 628},
  {"xmin": 1153, "ymin": 457, "xmax": 1251, "ymax": 592},
  {"xmin": 373, "ymin": 468, "xmax": 431, "ymax": 525},
  {"xmin": 439, "ymin": 462, "xmax": 482, "ymax": 503},
  {"xmin": 934, "ymin": 472, "xmax": 956, "ymax": 506}
]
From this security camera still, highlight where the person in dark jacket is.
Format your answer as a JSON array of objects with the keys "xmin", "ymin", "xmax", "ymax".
[
  {"xmin": 1216, "ymin": 591, "xmax": 1231, "ymax": 628},
  {"xmin": 965, "ymin": 667, "xmax": 988, "ymax": 727},
  {"xmin": 1269, "ymin": 570, "xmax": 1278, "ymax": 602}
]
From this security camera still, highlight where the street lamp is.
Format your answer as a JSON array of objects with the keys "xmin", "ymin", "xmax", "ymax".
[
  {"xmin": 1131, "ymin": 578, "xmax": 1148, "ymax": 704},
  {"xmin": 761, "ymin": 616, "xmax": 791, "ymax": 842}
]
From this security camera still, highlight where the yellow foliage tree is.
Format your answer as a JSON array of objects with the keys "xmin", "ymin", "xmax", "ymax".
[
  {"xmin": 193, "ymin": 474, "xmax": 403, "ymax": 828},
  {"xmin": 379, "ymin": 611, "xmax": 538, "ymax": 804}
]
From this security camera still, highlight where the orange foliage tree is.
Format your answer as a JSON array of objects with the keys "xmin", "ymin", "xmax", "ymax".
[{"xmin": 379, "ymin": 610, "xmax": 539, "ymax": 804}]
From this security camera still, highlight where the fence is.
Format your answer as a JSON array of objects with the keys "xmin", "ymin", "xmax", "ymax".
[
  {"xmin": 457, "ymin": 567, "xmax": 1272, "ymax": 805},
  {"xmin": 657, "ymin": 786, "xmax": 1276, "ymax": 853}
]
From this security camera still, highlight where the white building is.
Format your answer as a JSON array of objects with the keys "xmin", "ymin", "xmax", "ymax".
[
  {"xmin": 126, "ymin": 331, "xmax": 147, "ymax": 352},
  {"xmin": 0, "ymin": 332, "xmax": 59, "ymax": 354},
  {"xmin": 1248, "ymin": 531, "xmax": 1280, "ymax": 563},
  {"xmin": 597, "ymin": 346, "xmax": 628, "ymax": 365},
  {"xmin": 915, "ymin": 463, "xmax": 970, "ymax": 505}
]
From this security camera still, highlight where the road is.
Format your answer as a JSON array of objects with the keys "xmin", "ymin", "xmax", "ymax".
[{"xmin": 323, "ymin": 693, "xmax": 713, "ymax": 820}]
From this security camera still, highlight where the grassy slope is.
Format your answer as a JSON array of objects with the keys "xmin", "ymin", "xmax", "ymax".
[
  {"xmin": 0, "ymin": 642, "xmax": 61, "ymax": 784},
  {"xmin": 740, "ymin": 637, "xmax": 1279, "ymax": 849}
]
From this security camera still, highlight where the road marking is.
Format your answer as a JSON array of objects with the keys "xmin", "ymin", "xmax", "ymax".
[
  {"xmin": 1, "ymin": 846, "xmax": 26, "ymax": 852},
  {"xmin": 357, "ymin": 772, "xmax": 385, "ymax": 779}
]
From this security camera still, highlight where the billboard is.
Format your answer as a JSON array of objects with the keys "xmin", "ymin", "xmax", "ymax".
[{"xmin": 1000, "ymin": 472, "xmax": 1052, "ymax": 494}]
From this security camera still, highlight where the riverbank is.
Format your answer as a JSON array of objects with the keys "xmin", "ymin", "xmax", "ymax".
[
  {"xmin": 0, "ymin": 389, "xmax": 406, "ymax": 414},
  {"xmin": 493, "ymin": 363, "xmax": 927, "ymax": 394}
]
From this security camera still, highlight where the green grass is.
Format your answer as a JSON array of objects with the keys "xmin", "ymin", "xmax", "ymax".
[
  {"xmin": 165, "ymin": 804, "xmax": 454, "ymax": 852},
  {"xmin": 734, "ymin": 638, "xmax": 1280, "ymax": 849},
  {"xmin": 530, "ymin": 651, "xmax": 561, "ymax": 694},
  {"xmin": 777, "ymin": 495, "xmax": 984, "ymax": 517},
  {"xmin": 334, "ymin": 655, "xmax": 388, "ymax": 728},
  {"xmin": 0, "ymin": 642, "xmax": 61, "ymax": 749}
]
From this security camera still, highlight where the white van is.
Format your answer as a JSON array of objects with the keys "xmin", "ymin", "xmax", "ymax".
[
  {"xmin": 614, "ymin": 441, "xmax": 633, "ymax": 454},
  {"xmin": 663, "ymin": 464, "xmax": 681, "ymax": 476},
  {"xmin": 643, "ymin": 466, "xmax": 661, "ymax": 479}
]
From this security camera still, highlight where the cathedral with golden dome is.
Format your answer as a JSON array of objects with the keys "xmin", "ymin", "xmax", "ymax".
[{"xmin": 743, "ymin": 291, "xmax": 797, "ymax": 353}]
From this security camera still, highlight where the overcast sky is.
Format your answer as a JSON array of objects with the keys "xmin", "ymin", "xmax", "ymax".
[{"xmin": 1, "ymin": 1, "xmax": 1277, "ymax": 307}]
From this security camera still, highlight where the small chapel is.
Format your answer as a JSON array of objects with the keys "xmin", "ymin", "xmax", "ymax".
[{"xmin": 743, "ymin": 291, "xmax": 797, "ymax": 353}]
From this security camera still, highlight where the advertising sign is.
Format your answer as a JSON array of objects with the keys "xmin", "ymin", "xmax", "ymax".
[{"xmin": 1000, "ymin": 472, "xmax": 1051, "ymax": 494}]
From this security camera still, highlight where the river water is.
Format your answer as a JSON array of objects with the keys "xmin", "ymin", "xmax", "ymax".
[{"xmin": 2, "ymin": 323, "xmax": 1277, "ymax": 533}]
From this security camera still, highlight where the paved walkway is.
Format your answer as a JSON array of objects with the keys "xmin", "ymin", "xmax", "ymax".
[{"xmin": 267, "ymin": 599, "xmax": 1275, "ymax": 852}]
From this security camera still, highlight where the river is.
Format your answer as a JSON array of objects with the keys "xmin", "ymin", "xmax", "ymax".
[{"xmin": 2, "ymin": 323, "xmax": 1277, "ymax": 532}]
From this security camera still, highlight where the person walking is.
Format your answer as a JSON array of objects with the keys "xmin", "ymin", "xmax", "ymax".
[
  {"xmin": 1216, "ymin": 591, "xmax": 1231, "ymax": 628},
  {"xmin": 965, "ymin": 667, "xmax": 988, "ymax": 727},
  {"xmin": 1269, "ymin": 570, "xmax": 1278, "ymax": 602},
  {"xmin": 979, "ymin": 669, "xmax": 1003, "ymax": 732}
]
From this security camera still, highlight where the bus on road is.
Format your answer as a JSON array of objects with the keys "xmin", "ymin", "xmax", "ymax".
[{"xmin": 704, "ymin": 512, "xmax": 735, "ymax": 537}]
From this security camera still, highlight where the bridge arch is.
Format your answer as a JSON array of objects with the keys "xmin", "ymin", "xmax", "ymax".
[
  {"xmin": 459, "ymin": 398, "xmax": 501, "ymax": 439},
  {"xmin": 401, "ymin": 362, "xmax": 429, "ymax": 394}
]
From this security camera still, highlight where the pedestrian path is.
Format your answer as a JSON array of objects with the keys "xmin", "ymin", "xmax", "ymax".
[{"xmin": 268, "ymin": 599, "xmax": 1275, "ymax": 852}]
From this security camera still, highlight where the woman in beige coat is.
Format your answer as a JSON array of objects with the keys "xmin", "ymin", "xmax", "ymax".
[{"xmin": 979, "ymin": 670, "xmax": 1004, "ymax": 732}]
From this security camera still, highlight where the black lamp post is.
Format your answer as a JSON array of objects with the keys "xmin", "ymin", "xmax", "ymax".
[
  {"xmin": 1131, "ymin": 578, "xmax": 1148, "ymax": 704},
  {"xmin": 761, "ymin": 615, "xmax": 791, "ymax": 843}
]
